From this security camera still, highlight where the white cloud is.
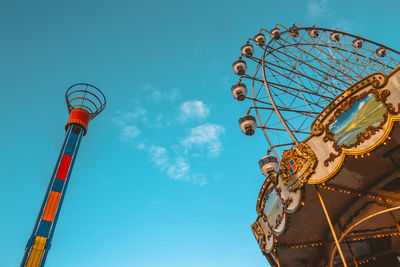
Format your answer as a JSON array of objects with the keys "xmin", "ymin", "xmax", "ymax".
[
  {"xmin": 120, "ymin": 126, "xmax": 140, "ymax": 141},
  {"xmin": 147, "ymin": 145, "xmax": 207, "ymax": 186},
  {"xmin": 307, "ymin": 0, "xmax": 328, "ymax": 19},
  {"xmin": 113, "ymin": 108, "xmax": 147, "ymax": 127},
  {"xmin": 112, "ymin": 108, "xmax": 147, "ymax": 142},
  {"xmin": 136, "ymin": 142, "xmax": 146, "ymax": 150},
  {"xmin": 189, "ymin": 174, "xmax": 207, "ymax": 186},
  {"xmin": 305, "ymin": 0, "xmax": 358, "ymax": 32},
  {"xmin": 182, "ymin": 123, "xmax": 225, "ymax": 157},
  {"xmin": 334, "ymin": 18, "xmax": 354, "ymax": 32},
  {"xmin": 149, "ymin": 145, "xmax": 169, "ymax": 170},
  {"xmin": 178, "ymin": 101, "xmax": 210, "ymax": 122},
  {"xmin": 167, "ymin": 157, "xmax": 189, "ymax": 180},
  {"xmin": 142, "ymin": 83, "xmax": 180, "ymax": 102}
]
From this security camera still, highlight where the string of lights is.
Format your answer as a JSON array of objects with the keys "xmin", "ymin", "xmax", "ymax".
[
  {"xmin": 277, "ymin": 228, "xmax": 399, "ymax": 249},
  {"xmin": 318, "ymin": 183, "xmax": 400, "ymax": 205}
]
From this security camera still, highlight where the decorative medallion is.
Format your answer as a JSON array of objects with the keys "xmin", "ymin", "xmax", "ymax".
[{"xmin": 279, "ymin": 143, "xmax": 317, "ymax": 190}]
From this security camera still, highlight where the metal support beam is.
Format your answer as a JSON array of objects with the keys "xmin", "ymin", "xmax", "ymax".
[{"xmin": 315, "ymin": 186, "xmax": 348, "ymax": 267}]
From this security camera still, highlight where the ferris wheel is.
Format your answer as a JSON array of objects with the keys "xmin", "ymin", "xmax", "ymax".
[{"xmin": 232, "ymin": 22, "xmax": 400, "ymax": 160}]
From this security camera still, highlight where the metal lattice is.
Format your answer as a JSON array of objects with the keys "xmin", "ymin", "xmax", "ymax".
[{"xmin": 233, "ymin": 22, "xmax": 400, "ymax": 159}]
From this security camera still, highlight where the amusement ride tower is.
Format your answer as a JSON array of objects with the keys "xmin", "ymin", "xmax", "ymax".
[{"xmin": 21, "ymin": 84, "xmax": 106, "ymax": 267}]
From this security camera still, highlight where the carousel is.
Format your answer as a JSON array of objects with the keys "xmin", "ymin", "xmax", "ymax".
[{"xmin": 231, "ymin": 23, "xmax": 400, "ymax": 266}]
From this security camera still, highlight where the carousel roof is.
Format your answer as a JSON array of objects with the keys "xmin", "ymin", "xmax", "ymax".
[{"xmin": 252, "ymin": 69, "xmax": 400, "ymax": 267}]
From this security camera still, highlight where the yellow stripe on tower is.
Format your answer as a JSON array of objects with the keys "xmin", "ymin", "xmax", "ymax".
[{"xmin": 26, "ymin": 236, "xmax": 47, "ymax": 267}]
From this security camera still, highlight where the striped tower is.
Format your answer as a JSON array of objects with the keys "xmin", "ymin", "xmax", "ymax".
[{"xmin": 21, "ymin": 84, "xmax": 106, "ymax": 267}]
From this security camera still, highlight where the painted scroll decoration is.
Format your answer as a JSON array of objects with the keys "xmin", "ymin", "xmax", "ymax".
[{"xmin": 252, "ymin": 172, "xmax": 302, "ymax": 254}]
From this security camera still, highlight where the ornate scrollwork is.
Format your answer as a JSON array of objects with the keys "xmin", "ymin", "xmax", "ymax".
[
  {"xmin": 371, "ymin": 73, "xmax": 388, "ymax": 89},
  {"xmin": 311, "ymin": 121, "xmax": 324, "ymax": 136},
  {"xmin": 251, "ymin": 221, "xmax": 266, "ymax": 251},
  {"xmin": 260, "ymin": 186, "xmax": 285, "ymax": 231}
]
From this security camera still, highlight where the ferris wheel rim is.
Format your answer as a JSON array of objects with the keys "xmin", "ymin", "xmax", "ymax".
[
  {"xmin": 261, "ymin": 47, "xmax": 300, "ymax": 146},
  {"xmin": 259, "ymin": 25, "xmax": 400, "ymax": 55},
  {"xmin": 251, "ymin": 64, "xmax": 282, "ymax": 160},
  {"xmin": 245, "ymin": 23, "xmax": 400, "ymax": 157}
]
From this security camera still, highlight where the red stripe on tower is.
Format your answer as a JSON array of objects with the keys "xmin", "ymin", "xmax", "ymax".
[{"xmin": 56, "ymin": 155, "xmax": 72, "ymax": 180}]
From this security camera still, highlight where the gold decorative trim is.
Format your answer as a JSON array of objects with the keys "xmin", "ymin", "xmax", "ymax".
[
  {"xmin": 256, "ymin": 173, "xmax": 277, "ymax": 213},
  {"xmin": 251, "ymin": 219, "xmax": 275, "ymax": 254},
  {"xmin": 256, "ymin": 176, "xmax": 287, "ymax": 233},
  {"xmin": 251, "ymin": 221, "xmax": 266, "ymax": 248},
  {"xmin": 308, "ymin": 118, "xmax": 399, "ymax": 184}
]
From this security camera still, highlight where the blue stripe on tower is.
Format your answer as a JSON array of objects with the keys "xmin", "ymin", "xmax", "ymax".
[
  {"xmin": 64, "ymin": 131, "xmax": 79, "ymax": 156},
  {"xmin": 36, "ymin": 220, "xmax": 52, "ymax": 237},
  {"xmin": 51, "ymin": 178, "xmax": 65, "ymax": 193}
]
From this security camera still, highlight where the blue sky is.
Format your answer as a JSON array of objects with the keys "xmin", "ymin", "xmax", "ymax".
[{"xmin": 1, "ymin": 0, "xmax": 400, "ymax": 266}]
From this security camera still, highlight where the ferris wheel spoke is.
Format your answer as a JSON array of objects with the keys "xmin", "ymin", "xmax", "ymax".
[
  {"xmin": 267, "ymin": 82, "xmax": 327, "ymax": 108},
  {"xmin": 313, "ymin": 34, "xmax": 365, "ymax": 83},
  {"xmin": 301, "ymin": 31, "xmax": 368, "ymax": 81},
  {"xmin": 242, "ymin": 74, "xmax": 265, "ymax": 84},
  {"xmin": 253, "ymin": 77, "xmax": 265, "ymax": 100},
  {"xmin": 260, "ymin": 125, "xmax": 310, "ymax": 135},
  {"xmin": 273, "ymin": 35, "xmax": 354, "ymax": 87},
  {"xmin": 265, "ymin": 62, "xmax": 336, "ymax": 102},
  {"xmin": 363, "ymin": 40, "xmax": 392, "ymax": 73},
  {"xmin": 306, "ymin": 42, "xmax": 354, "ymax": 88},
  {"xmin": 295, "ymin": 56, "xmax": 343, "ymax": 98},
  {"xmin": 266, "ymin": 51, "xmax": 346, "ymax": 92},
  {"xmin": 269, "ymin": 43, "xmax": 352, "ymax": 88},
  {"xmin": 246, "ymin": 56, "xmax": 262, "ymax": 65},
  {"xmin": 309, "ymin": 44, "xmax": 363, "ymax": 84},
  {"xmin": 386, "ymin": 51, "xmax": 399, "ymax": 67},
  {"xmin": 268, "ymin": 83, "xmax": 327, "ymax": 109},
  {"xmin": 266, "ymin": 59, "xmax": 339, "ymax": 97},
  {"xmin": 250, "ymin": 104, "xmax": 319, "ymax": 116},
  {"xmin": 282, "ymin": 49, "xmax": 323, "ymax": 105},
  {"xmin": 358, "ymin": 45, "xmax": 386, "ymax": 73},
  {"xmin": 332, "ymin": 34, "xmax": 373, "ymax": 76}
]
